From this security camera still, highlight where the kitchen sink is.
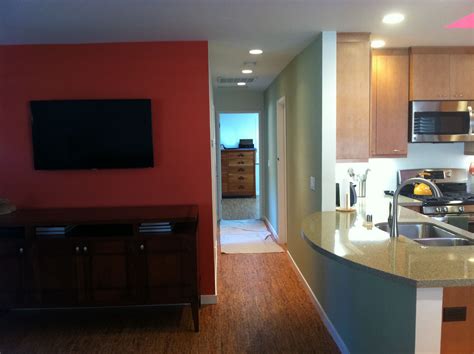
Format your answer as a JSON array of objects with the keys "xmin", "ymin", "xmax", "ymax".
[
  {"xmin": 413, "ymin": 238, "xmax": 474, "ymax": 247},
  {"xmin": 375, "ymin": 222, "xmax": 457, "ymax": 239},
  {"xmin": 375, "ymin": 222, "xmax": 474, "ymax": 247}
]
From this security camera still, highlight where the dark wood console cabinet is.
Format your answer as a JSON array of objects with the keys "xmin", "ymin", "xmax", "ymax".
[{"xmin": 0, "ymin": 205, "xmax": 200, "ymax": 331}]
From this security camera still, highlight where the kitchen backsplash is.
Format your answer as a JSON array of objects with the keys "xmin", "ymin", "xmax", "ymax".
[{"xmin": 336, "ymin": 143, "xmax": 473, "ymax": 198}]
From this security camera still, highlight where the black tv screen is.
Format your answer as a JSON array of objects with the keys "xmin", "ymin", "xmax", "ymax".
[{"xmin": 30, "ymin": 99, "xmax": 154, "ymax": 170}]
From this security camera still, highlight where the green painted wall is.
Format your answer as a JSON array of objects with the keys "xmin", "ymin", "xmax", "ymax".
[
  {"xmin": 264, "ymin": 33, "xmax": 417, "ymax": 353},
  {"xmin": 264, "ymin": 34, "xmax": 323, "ymax": 237},
  {"xmin": 302, "ymin": 241, "xmax": 417, "ymax": 353}
]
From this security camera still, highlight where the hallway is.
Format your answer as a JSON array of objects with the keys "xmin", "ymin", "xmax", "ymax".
[{"xmin": 0, "ymin": 253, "xmax": 339, "ymax": 353}]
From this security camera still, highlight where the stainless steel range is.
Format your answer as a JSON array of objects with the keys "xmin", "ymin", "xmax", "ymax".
[{"xmin": 398, "ymin": 168, "xmax": 474, "ymax": 231}]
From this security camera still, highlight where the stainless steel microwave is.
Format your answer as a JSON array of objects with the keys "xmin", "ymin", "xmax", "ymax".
[{"xmin": 410, "ymin": 101, "xmax": 474, "ymax": 143}]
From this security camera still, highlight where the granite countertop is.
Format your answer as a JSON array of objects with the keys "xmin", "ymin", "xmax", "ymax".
[{"xmin": 301, "ymin": 195, "xmax": 474, "ymax": 288}]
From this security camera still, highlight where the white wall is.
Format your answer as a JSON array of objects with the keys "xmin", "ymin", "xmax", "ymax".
[
  {"xmin": 220, "ymin": 113, "xmax": 259, "ymax": 150},
  {"xmin": 321, "ymin": 31, "xmax": 337, "ymax": 211},
  {"xmin": 336, "ymin": 143, "xmax": 473, "ymax": 198}
]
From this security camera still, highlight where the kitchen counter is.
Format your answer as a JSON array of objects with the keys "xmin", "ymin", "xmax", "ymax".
[{"xmin": 301, "ymin": 195, "xmax": 474, "ymax": 287}]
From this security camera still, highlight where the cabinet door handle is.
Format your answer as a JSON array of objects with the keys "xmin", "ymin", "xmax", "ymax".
[
  {"xmin": 83, "ymin": 246, "xmax": 88, "ymax": 253},
  {"xmin": 19, "ymin": 247, "xmax": 24, "ymax": 254},
  {"xmin": 75, "ymin": 246, "xmax": 80, "ymax": 254},
  {"xmin": 238, "ymin": 161, "xmax": 244, "ymax": 164},
  {"xmin": 238, "ymin": 168, "xmax": 244, "ymax": 172},
  {"xmin": 393, "ymin": 149, "xmax": 400, "ymax": 152},
  {"xmin": 140, "ymin": 244, "xmax": 145, "ymax": 251}
]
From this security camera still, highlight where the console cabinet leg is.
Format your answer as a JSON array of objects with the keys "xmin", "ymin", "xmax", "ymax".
[{"xmin": 191, "ymin": 300, "xmax": 199, "ymax": 332}]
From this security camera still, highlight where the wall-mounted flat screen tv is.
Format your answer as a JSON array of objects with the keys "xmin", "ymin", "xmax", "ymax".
[{"xmin": 30, "ymin": 99, "xmax": 154, "ymax": 170}]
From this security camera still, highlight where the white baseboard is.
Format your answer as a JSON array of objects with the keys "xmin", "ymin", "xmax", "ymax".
[
  {"xmin": 287, "ymin": 251, "xmax": 349, "ymax": 354},
  {"xmin": 201, "ymin": 294, "xmax": 218, "ymax": 305},
  {"xmin": 262, "ymin": 216, "xmax": 278, "ymax": 240}
]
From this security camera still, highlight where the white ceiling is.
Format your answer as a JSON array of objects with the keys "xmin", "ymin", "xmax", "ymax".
[{"xmin": 1, "ymin": 0, "xmax": 473, "ymax": 90}]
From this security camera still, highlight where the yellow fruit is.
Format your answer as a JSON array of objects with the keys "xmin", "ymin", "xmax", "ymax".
[{"xmin": 414, "ymin": 182, "xmax": 433, "ymax": 196}]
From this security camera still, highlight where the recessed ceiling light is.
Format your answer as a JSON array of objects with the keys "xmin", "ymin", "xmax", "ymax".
[
  {"xmin": 383, "ymin": 13, "xmax": 405, "ymax": 24},
  {"xmin": 242, "ymin": 69, "xmax": 253, "ymax": 74},
  {"xmin": 237, "ymin": 82, "xmax": 247, "ymax": 86},
  {"xmin": 371, "ymin": 40, "xmax": 386, "ymax": 49},
  {"xmin": 249, "ymin": 49, "xmax": 263, "ymax": 55}
]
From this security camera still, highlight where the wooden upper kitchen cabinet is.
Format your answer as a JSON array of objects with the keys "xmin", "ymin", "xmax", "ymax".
[
  {"xmin": 371, "ymin": 49, "xmax": 409, "ymax": 157},
  {"xmin": 410, "ymin": 47, "xmax": 474, "ymax": 100},
  {"xmin": 450, "ymin": 54, "xmax": 474, "ymax": 100},
  {"xmin": 410, "ymin": 51, "xmax": 450, "ymax": 100},
  {"xmin": 337, "ymin": 33, "xmax": 371, "ymax": 161}
]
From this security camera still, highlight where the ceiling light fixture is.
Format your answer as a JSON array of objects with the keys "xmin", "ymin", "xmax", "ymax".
[
  {"xmin": 237, "ymin": 82, "xmax": 247, "ymax": 86},
  {"xmin": 249, "ymin": 49, "xmax": 263, "ymax": 55},
  {"xmin": 242, "ymin": 69, "xmax": 253, "ymax": 74},
  {"xmin": 382, "ymin": 13, "xmax": 405, "ymax": 24},
  {"xmin": 371, "ymin": 39, "xmax": 386, "ymax": 49}
]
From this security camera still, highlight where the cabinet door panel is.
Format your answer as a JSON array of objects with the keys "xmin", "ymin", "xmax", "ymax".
[
  {"xmin": 0, "ymin": 241, "xmax": 25, "ymax": 307},
  {"xmin": 450, "ymin": 54, "xmax": 474, "ymax": 99},
  {"xmin": 337, "ymin": 38, "xmax": 370, "ymax": 161},
  {"xmin": 372, "ymin": 53, "xmax": 409, "ymax": 156},
  {"xmin": 410, "ymin": 54, "xmax": 450, "ymax": 100},
  {"xmin": 85, "ymin": 240, "xmax": 133, "ymax": 305},
  {"xmin": 35, "ymin": 240, "xmax": 79, "ymax": 306},
  {"xmin": 441, "ymin": 287, "xmax": 474, "ymax": 354}
]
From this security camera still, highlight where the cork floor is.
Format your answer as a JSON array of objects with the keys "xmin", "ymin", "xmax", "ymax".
[{"xmin": 0, "ymin": 252, "xmax": 339, "ymax": 354}]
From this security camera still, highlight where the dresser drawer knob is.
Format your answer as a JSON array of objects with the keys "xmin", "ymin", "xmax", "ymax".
[
  {"xmin": 238, "ymin": 153, "xmax": 244, "ymax": 157},
  {"xmin": 238, "ymin": 168, "xmax": 244, "ymax": 172}
]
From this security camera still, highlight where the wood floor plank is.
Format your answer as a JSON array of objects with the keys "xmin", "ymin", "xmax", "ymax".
[{"xmin": 0, "ymin": 251, "xmax": 339, "ymax": 353}]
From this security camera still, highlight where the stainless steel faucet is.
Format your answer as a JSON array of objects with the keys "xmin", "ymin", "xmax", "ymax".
[{"xmin": 390, "ymin": 177, "xmax": 443, "ymax": 237}]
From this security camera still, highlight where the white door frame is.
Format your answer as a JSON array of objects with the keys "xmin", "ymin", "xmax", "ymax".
[
  {"xmin": 276, "ymin": 97, "xmax": 288, "ymax": 244},
  {"xmin": 215, "ymin": 111, "xmax": 264, "ymax": 220}
]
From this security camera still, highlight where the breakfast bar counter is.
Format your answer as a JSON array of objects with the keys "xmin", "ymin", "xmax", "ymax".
[
  {"xmin": 298, "ymin": 195, "xmax": 474, "ymax": 354},
  {"xmin": 301, "ymin": 196, "xmax": 474, "ymax": 288}
]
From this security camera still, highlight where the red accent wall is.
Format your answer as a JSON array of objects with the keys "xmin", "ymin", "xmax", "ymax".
[{"xmin": 0, "ymin": 41, "xmax": 215, "ymax": 294}]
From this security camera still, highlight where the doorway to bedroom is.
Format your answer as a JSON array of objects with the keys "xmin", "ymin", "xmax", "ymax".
[{"xmin": 218, "ymin": 112, "xmax": 261, "ymax": 220}]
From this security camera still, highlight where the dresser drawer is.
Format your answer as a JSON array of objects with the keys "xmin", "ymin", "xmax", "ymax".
[
  {"xmin": 229, "ymin": 174, "xmax": 253, "ymax": 184},
  {"xmin": 222, "ymin": 151, "xmax": 254, "ymax": 160},
  {"xmin": 228, "ymin": 166, "xmax": 253, "ymax": 174},
  {"xmin": 228, "ymin": 159, "xmax": 253, "ymax": 167}
]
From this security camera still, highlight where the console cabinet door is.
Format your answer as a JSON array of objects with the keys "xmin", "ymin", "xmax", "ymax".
[
  {"xmin": 0, "ymin": 241, "xmax": 26, "ymax": 308},
  {"xmin": 83, "ymin": 240, "xmax": 134, "ymax": 305},
  {"xmin": 35, "ymin": 240, "xmax": 80, "ymax": 306},
  {"xmin": 140, "ymin": 237, "xmax": 187, "ymax": 303}
]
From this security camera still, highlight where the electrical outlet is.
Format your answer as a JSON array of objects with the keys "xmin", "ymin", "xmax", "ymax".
[{"xmin": 310, "ymin": 176, "xmax": 316, "ymax": 191}]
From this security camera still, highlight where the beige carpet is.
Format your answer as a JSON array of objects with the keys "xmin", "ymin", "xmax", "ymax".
[{"xmin": 220, "ymin": 219, "xmax": 284, "ymax": 254}]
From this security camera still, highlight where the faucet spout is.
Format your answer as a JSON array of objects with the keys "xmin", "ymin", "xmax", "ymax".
[{"xmin": 390, "ymin": 177, "xmax": 443, "ymax": 237}]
